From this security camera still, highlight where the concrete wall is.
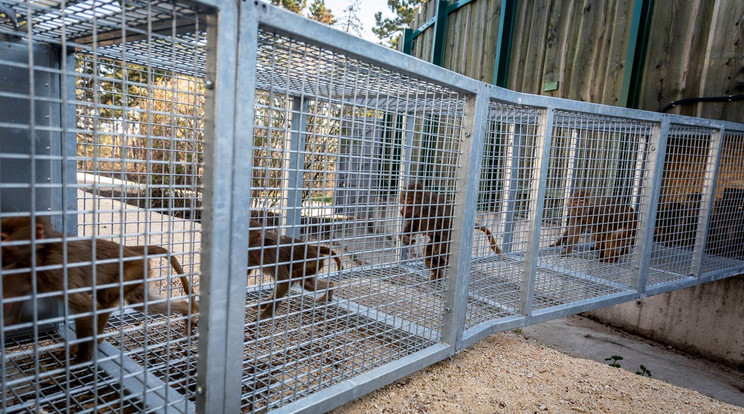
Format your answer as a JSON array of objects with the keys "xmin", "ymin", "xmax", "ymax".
[{"xmin": 586, "ymin": 275, "xmax": 744, "ymax": 369}]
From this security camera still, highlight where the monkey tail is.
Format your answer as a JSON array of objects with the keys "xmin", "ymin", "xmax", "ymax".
[
  {"xmin": 475, "ymin": 225, "xmax": 503, "ymax": 256},
  {"xmin": 143, "ymin": 246, "xmax": 199, "ymax": 314}
]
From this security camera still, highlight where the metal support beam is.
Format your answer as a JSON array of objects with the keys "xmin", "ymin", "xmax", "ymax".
[
  {"xmin": 442, "ymin": 89, "xmax": 490, "ymax": 349},
  {"xmin": 619, "ymin": 0, "xmax": 654, "ymax": 108},
  {"xmin": 520, "ymin": 107, "xmax": 554, "ymax": 316},
  {"xmin": 283, "ymin": 97, "xmax": 308, "ymax": 238},
  {"xmin": 431, "ymin": 0, "xmax": 449, "ymax": 66},
  {"xmin": 631, "ymin": 119, "xmax": 669, "ymax": 293},
  {"xmin": 500, "ymin": 122, "xmax": 521, "ymax": 254},
  {"xmin": 402, "ymin": 28, "xmax": 413, "ymax": 55},
  {"xmin": 493, "ymin": 0, "xmax": 517, "ymax": 87},
  {"xmin": 690, "ymin": 127, "xmax": 725, "ymax": 276},
  {"xmin": 197, "ymin": 1, "xmax": 252, "ymax": 412}
]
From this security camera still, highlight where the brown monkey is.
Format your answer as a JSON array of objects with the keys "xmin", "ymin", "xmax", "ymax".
[
  {"xmin": 2, "ymin": 263, "xmax": 26, "ymax": 326},
  {"xmin": 248, "ymin": 220, "xmax": 340, "ymax": 320},
  {"xmin": 399, "ymin": 182, "xmax": 503, "ymax": 280},
  {"xmin": 0, "ymin": 216, "xmax": 198, "ymax": 363},
  {"xmin": 551, "ymin": 191, "xmax": 638, "ymax": 262}
]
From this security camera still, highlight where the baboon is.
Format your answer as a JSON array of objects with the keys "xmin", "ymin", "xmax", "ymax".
[
  {"xmin": 399, "ymin": 182, "xmax": 503, "ymax": 280},
  {"xmin": 0, "ymin": 216, "xmax": 198, "ymax": 363},
  {"xmin": 551, "ymin": 190, "xmax": 638, "ymax": 262},
  {"xmin": 248, "ymin": 220, "xmax": 340, "ymax": 320}
]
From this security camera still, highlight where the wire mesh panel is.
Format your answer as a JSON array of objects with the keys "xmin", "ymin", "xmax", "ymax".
[
  {"xmin": 534, "ymin": 112, "xmax": 651, "ymax": 310},
  {"xmin": 239, "ymin": 27, "xmax": 466, "ymax": 412},
  {"xmin": 648, "ymin": 125, "xmax": 715, "ymax": 284},
  {"xmin": 0, "ymin": 0, "xmax": 207, "ymax": 411},
  {"xmin": 702, "ymin": 129, "xmax": 744, "ymax": 272},
  {"xmin": 464, "ymin": 102, "xmax": 541, "ymax": 329}
]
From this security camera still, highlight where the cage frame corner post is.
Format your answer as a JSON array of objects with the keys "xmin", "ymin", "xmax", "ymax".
[
  {"xmin": 443, "ymin": 88, "xmax": 490, "ymax": 353},
  {"xmin": 690, "ymin": 125, "xmax": 725, "ymax": 278},
  {"xmin": 631, "ymin": 118, "xmax": 670, "ymax": 295},
  {"xmin": 519, "ymin": 105, "xmax": 555, "ymax": 318},
  {"xmin": 197, "ymin": 0, "xmax": 252, "ymax": 411}
]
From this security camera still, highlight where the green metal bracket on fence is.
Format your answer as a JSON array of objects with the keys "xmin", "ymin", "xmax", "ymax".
[
  {"xmin": 493, "ymin": 0, "xmax": 517, "ymax": 87},
  {"xmin": 413, "ymin": 16, "xmax": 436, "ymax": 38},
  {"xmin": 431, "ymin": 0, "xmax": 449, "ymax": 66},
  {"xmin": 619, "ymin": 0, "xmax": 654, "ymax": 108},
  {"xmin": 447, "ymin": 0, "xmax": 476, "ymax": 13},
  {"xmin": 412, "ymin": 0, "xmax": 475, "ymax": 38},
  {"xmin": 402, "ymin": 28, "xmax": 414, "ymax": 55}
]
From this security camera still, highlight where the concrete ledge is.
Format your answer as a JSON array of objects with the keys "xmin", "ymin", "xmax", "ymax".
[{"xmin": 585, "ymin": 274, "xmax": 744, "ymax": 369}]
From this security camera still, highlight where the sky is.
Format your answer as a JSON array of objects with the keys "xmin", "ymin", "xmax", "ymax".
[{"xmin": 322, "ymin": 0, "xmax": 396, "ymax": 43}]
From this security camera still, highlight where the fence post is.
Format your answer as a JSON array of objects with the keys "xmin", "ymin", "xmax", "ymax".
[
  {"xmin": 619, "ymin": 0, "xmax": 654, "ymax": 108},
  {"xmin": 442, "ymin": 87, "xmax": 489, "ymax": 351},
  {"xmin": 402, "ymin": 28, "xmax": 414, "ymax": 55},
  {"xmin": 499, "ymin": 121, "xmax": 521, "ymax": 254},
  {"xmin": 690, "ymin": 126, "xmax": 725, "ymax": 277},
  {"xmin": 431, "ymin": 0, "xmax": 449, "ymax": 66},
  {"xmin": 492, "ymin": 0, "xmax": 517, "ymax": 87},
  {"xmin": 631, "ymin": 119, "xmax": 670, "ymax": 294},
  {"xmin": 283, "ymin": 97, "xmax": 308, "ymax": 238},
  {"xmin": 520, "ymin": 106, "xmax": 554, "ymax": 316},
  {"xmin": 197, "ymin": 2, "xmax": 252, "ymax": 412}
]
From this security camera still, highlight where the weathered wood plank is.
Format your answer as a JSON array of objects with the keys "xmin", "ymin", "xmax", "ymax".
[
  {"xmin": 567, "ymin": 0, "xmax": 605, "ymax": 102},
  {"xmin": 507, "ymin": 0, "xmax": 530, "ymax": 90},
  {"xmin": 525, "ymin": 1, "xmax": 551, "ymax": 94},
  {"xmin": 542, "ymin": 0, "xmax": 575, "ymax": 98},
  {"xmin": 463, "ymin": 1, "xmax": 479, "ymax": 79},
  {"xmin": 406, "ymin": 0, "xmax": 741, "ymax": 122},
  {"xmin": 480, "ymin": 0, "xmax": 502, "ymax": 83},
  {"xmin": 696, "ymin": 0, "xmax": 744, "ymax": 120},
  {"xmin": 599, "ymin": 0, "xmax": 634, "ymax": 106},
  {"xmin": 638, "ymin": 0, "xmax": 709, "ymax": 114}
]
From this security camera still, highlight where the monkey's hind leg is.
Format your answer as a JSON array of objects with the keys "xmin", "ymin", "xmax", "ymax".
[
  {"xmin": 257, "ymin": 267, "xmax": 292, "ymax": 321},
  {"xmin": 68, "ymin": 292, "xmax": 109, "ymax": 363},
  {"xmin": 301, "ymin": 276, "xmax": 335, "ymax": 302}
]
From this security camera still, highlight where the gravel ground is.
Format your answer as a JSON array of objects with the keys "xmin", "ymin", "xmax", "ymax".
[{"xmin": 334, "ymin": 331, "xmax": 744, "ymax": 414}]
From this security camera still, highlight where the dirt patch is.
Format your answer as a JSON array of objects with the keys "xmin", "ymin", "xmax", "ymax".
[{"xmin": 334, "ymin": 331, "xmax": 743, "ymax": 414}]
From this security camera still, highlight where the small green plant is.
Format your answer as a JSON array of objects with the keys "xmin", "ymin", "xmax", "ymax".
[
  {"xmin": 635, "ymin": 365, "xmax": 652, "ymax": 377},
  {"xmin": 604, "ymin": 355, "xmax": 624, "ymax": 368},
  {"xmin": 512, "ymin": 328, "xmax": 522, "ymax": 334}
]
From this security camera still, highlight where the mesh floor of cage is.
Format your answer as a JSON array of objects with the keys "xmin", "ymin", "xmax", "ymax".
[
  {"xmin": 465, "ymin": 257, "xmax": 523, "ymax": 328},
  {"xmin": 1, "ymin": 296, "xmax": 435, "ymax": 413},
  {"xmin": 646, "ymin": 242, "xmax": 744, "ymax": 285},
  {"xmin": 103, "ymin": 311, "xmax": 198, "ymax": 400},
  {"xmin": 241, "ymin": 285, "xmax": 437, "ymax": 413},
  {"xmin": 2, "ymin": 331, "xmax": 144, "ymax": 414},
  {"xmin": 466, "ymin": 250, "xmax": 633, "ymax": 318}
]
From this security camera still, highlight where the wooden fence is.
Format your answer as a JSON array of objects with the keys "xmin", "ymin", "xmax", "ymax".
[{"xmin": 406, "ymin": 0, "xmax": 744, "ymax": 123}]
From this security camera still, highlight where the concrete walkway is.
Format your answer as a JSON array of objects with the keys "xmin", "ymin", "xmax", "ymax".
[{"xmin": 522, "ymin": 315, "xmax": 744, "ymax": 408}]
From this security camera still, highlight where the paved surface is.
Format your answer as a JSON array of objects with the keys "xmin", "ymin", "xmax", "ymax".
[{"xmin": 522, "ymin": 315, "xmax": 744, "ymax": 408}]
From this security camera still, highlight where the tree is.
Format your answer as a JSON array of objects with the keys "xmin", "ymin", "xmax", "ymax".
[
  {"xmin": 308, "ymin": 0, "xmax": 336, "ymax": 25},
  {"xmin": 372, "ymin": 0, "xmax": 425, "ymax": 48},
  {"xmin": 270, "ymin": 0, "xmax": 306, "ymax": 14},
  {"xmin": 337, "ymin": 0, "xmax": 363, "ymax": 37}
]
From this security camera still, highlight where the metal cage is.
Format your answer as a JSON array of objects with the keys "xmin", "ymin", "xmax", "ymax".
[{"xmin": 0, "ymin": 1, "xmax": 742, "ymax": 413}]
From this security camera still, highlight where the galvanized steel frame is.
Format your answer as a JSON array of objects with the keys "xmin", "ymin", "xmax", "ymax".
[
  {"xmin": 191, "ymin": 3, "xmax": 744, "ymax": 413},
  {"xmin": 210, "ymin": 2, "xmax": 744, "ymax": 413}
]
